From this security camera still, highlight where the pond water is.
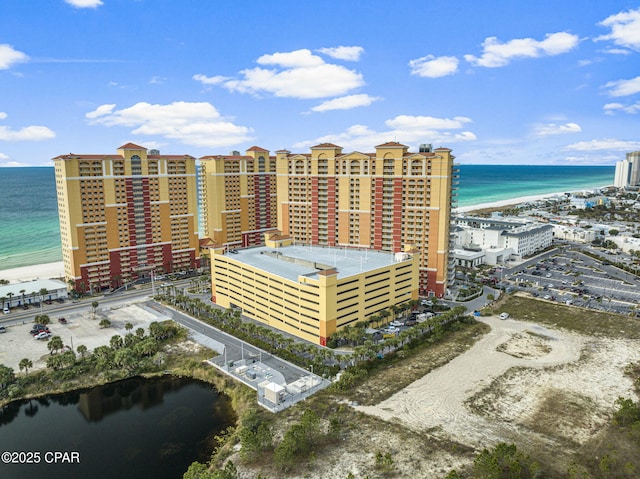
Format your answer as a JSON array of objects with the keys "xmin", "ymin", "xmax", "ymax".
[{"xmin": 0, "ymin": 376, "xmax": 235, "ymax": 479}]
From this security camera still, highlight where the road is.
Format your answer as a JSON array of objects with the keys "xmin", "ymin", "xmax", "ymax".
[{"xmin": 153, "ymin": 303, "xmax": 310, "ymax": 384}]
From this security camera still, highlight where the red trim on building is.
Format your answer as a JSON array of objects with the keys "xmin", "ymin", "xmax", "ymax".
[{"xmin": 311, "ymin": 176, "xmax": 319, "ymax": 244}]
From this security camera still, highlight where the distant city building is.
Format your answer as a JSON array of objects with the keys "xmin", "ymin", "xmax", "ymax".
[
  {"xmin": 53, "ymin": 144, "xmax": 200, "ymax": 292},
  {"xmin": 210, "ymin": 233, "xmax": 419, "ymax": 345},
  {"xmin": 199, "ymin": 147, "xmax": 278, "ymax": 248},
  {"xmin": 569, "ymin": 195, "xmax": 609, "ymax": 209},
  {"xmin": 614, "ymin": 151, "xmax": 640, "ymax": 189},
  {"xmin": 273, "ymin": 142, "xmax": 456, "ymax": 297}
]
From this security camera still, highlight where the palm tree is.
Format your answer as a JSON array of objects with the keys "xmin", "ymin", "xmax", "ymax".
[
  {"xmin": 91, "ymin": 301, "xmax": 99, "ymax": 320},
  {"xmin": 379, "ymin": 309, "xmax": 390, "ymax": 326},
  {"xmin": 110, "ymin": 335, "xmax": 123, "ymax": 350},
  {"xmin": 77, "ymin": 344, "xmax": 88, "ymax": 359},
  {"xmin": 19, "ymin": 289, "xmax": 26, "ymax": 306},
  {"xmin": 6, "ymin": 292, "xmax": 13, "ymax": 309},
  {"xmin": 18, "ymin": 358, "xmax": 33, "ymax": 374},
  {"xmin": 48, "ymin": 336, "xmax": 64, "ymax": 355},
  {"xmin": 125, "ymin": 322, "xmax": 133, "ymax": 333},
  {"xmin": 390, "ymin": 304, "xmax": 401, "ymax": 322},
  {"xmin": 39, "ymin": 287, "xmax": 49, "ymax": 304}
]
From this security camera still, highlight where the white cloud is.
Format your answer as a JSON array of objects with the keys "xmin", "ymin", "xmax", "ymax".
[
  {"xmin": 596, "ymin": 7, "xmax": 640, "ymax": 51},
  {"xmin": 149, "ymin": 76, "xmax": 166, "ymax": 85},
  {"xmin": 0, "ymin": 44, "xmax": 29, "ymax": 70},
  {"xmin": 293, "ymin": 114, "xmax": 476, "ymax": 152},
  {"xmin": 603, "ymin": 48, "xmax": 633, "ymax": 55},
  {"xmin": 0, "ymin": 157, "xmax": 32, "ymax": 167},
  {"xmin": 192, "ymin": 74, "xmax": 229, "ymax": 85},
  {"xmin": 409, "ymin": 55, "xmax": 459, "ymax": 78},
  {"xmin": 603, "ymin": 101, "xmax": 640, "ymax": 115},
  {"xmin": 194, "ymin": 48, "xmax": 365, "ymax": 99},
  {"xmin": 564, "ymin": 138, "xmax": 640, "ymax": 151},
  {"xmin": 0, "ymin": 125, "xmax": 55, "ymax": 141},
  {"xmin": 603, "ymin": 76, "xmax": 640, "ymax": 97},
  {"xmin": 65, "ymin": 0, "xmax": 103, "ymax": 8},
  {"xmin": 316, "ymin": 46, "xmax": 364, "ymax": 61},
  {"xmin": 464, "ymin": 32, "xmax": 579, "ymax": 67},
  {"xmin": 0, "ymin": 113, "xmax": 55, "ymax": 141},
  {"xmin": 85, "ymin": 101, "xmax": 253, "ymax": 148},
  {"xmin": 85, "ymin": 104, "xmax": 115, "ymax": 119},
  {"xmin": 310, "ymin": 94, "xmax": 380, "ymax": 112},
  {"xmin": 534, "ymin": 122, "xmax": 582, "ymax": 136}
]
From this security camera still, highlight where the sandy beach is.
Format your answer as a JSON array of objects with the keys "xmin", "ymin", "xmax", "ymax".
[
  {"xmin": 454, "ymin": 191, "xmax": 567, "ymax": 214},
  {"xmin": 0, "ymin": 261, "xmax": 65, "ymax": 284}
]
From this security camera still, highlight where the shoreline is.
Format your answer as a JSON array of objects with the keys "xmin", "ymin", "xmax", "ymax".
[
  {"xmin": 0, "ymin": 186, "xmax": 610, "ymax": 283},
  {"xmin": 454, "ymin": 185, "xmax": 611, "ymax": 214}
]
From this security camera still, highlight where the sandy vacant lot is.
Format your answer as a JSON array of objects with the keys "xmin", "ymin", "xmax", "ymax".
[
  {"xmin": 354, "ymin": 315, "xmax": 640, "ymax": 472},
  {"xmin": 0, "ymin": 302, "xmax": 168, "ymax": 371}
]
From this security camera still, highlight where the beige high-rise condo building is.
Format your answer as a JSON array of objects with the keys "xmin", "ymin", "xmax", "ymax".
[
  {"xmin": 53, "ymin": 143, "xmax": 199, "ymax": 292},
  {"xmin": 274, "ymin": 142, "xmax": 456, "ymax": 297},
  {"xmin": 199, "ymin": 146, "xmax": 278, "ymax": 248}
]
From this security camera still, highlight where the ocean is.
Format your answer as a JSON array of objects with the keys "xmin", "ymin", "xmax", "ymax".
[{"xmin": 0, "ymin": 165, "xmax": 614, "ymax": 271}]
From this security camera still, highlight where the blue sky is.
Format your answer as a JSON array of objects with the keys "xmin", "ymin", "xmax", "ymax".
[{"xmin": 1, "ymin": 0, "xmax": 639, "ymax": 166}]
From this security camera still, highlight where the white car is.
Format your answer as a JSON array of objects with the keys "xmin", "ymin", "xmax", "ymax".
[
  {"xmin": 2, "ymin": 306, "xmax": 9, "ymax": 314},
  {"xmin": 499, "ymin": 312, "xmax": 509, "ymax": 320},
  {"xmin": 383, "ymin": 326, "xmax": 400, "ymax": 334},
  {"xmin": 34, "ymin": 331, "xmax": 51, "ymax": 340},
  {"xmin": 390, "ymin": 320, "xmax": 404, "ymax": 327}
]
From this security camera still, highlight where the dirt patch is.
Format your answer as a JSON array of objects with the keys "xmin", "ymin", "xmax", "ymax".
[
  {"xmin": 353, "ymin": 315, "xmax": 640, "ymax": 475},
  {"xmin": 496, "ymin": 331, "xmax": 553, "ymax": 358},
  {"xmin": 349, "ymin": 321, "xmax": 490, "ymax": 406}
]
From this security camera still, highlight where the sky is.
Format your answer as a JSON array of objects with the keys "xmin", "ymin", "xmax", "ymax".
[{"xmin": 1, "ymin": 0, "xmax": 639, "ymax": 167}]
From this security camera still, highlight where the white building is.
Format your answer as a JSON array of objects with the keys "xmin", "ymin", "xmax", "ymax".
[
  {"xmin": 0, "ymin": 279, "xmax": 68, "ymax": 312},
  {"xmin": 552, "ymin": 224, "xmax": 599, "ymax": 244},
  {"xmin": 453, "ymin": 216, "xmax": 553, "ymax": 263}
]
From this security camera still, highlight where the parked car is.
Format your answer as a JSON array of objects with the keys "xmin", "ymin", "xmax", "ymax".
[
  {"xmin": 499, "ymin": 312, "xmax": 510, "ymax": 320},
  {"xmin": 34, "ymin": 331, "xmax": 51, "ymax": 340},
  {"xmin": 3, "ymin": 306, "xmax": 9, "ymax": 314},
  {"xmin": 390, "ymin": 320, "xmax": 403, "ymax": 327},
  {"xmin": 30, "ymin": 325, "xmax": 50, "ymax": 335},
  {"xmin": 58, "ymin": 317, "xmax": 68, "ymax": 324},
  {"xmin": 0, "ymin": 326, "xmax": 6, "ymax": 333}
]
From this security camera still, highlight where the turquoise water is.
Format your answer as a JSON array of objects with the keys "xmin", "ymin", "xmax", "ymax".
[
  {"xmin": 0, "ymin": 167, "xmax": 62, "ymax": 270},
  {"xmin": 0, "ymin": 165, "xmax": 615, "ymax": 271},
  {"xmin": 455, "ymin": 165, "xmax": 614, "ymax": 207}
]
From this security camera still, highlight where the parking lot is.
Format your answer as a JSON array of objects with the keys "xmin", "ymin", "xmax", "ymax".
[
  {"xmin": 497, "ymin": 247, "xmax": 640, "ymax": 315},
  {"xmin": 0, "ymin": 302, "xmax": 161, "ymax": 372}
]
